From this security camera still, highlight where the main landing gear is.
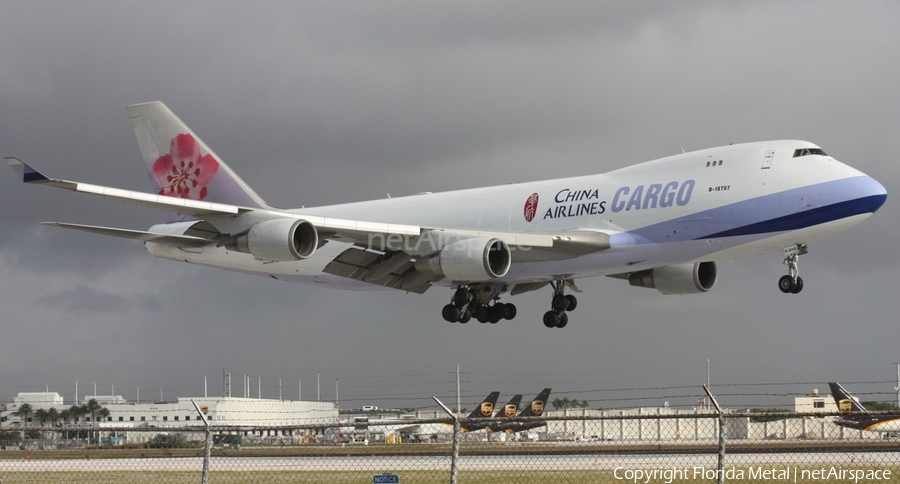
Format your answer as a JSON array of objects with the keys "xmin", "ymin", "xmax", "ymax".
[
  {"xmin": 440, "ymin": 279, "xmax": 580, "ymax": 328},
  {"xmin": 442, "ymin": 286, "xmax": 517, "ymax": 324},
  {"xmin": 543, "ymin": 279, "xmax": 579, "ymax": 328},
  {"xmin": 778, "ymin": 244, "xmax": 807, "ymax": 294}
]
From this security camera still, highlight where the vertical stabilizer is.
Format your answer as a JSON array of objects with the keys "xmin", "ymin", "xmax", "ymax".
[
  {"xmin": 498, "ymin": 394, "xmax": 523, "ymax": 418},
  {"xmin": 466, "ymin": 391, "xmax": 501, "ymax": 419},
  {"xmin": 126, "ymin": 102, "xmax": 270, "ymax": 221},
  {"xmin": 829, "ymin": 382, "xmax": 868, "ymax": 413},
  {"xmin": 519, "ymin": 388, "xmax": 551, "ymax": 417}
]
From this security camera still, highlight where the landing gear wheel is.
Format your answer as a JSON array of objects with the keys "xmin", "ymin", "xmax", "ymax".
[
  {"xmin": 543, "ymin": 311, "xmax": 558, "ymax": 328},
  {"xmin": 458, "ymin": 312, "xmax": 471, "ymax": 324},
  {"xmin": 556, "ymin": 313, "xmax": 568, "ymax": 328},
  {"xmin": 791, "ymin": 276, "xmax": 804, "ymax": 294},
  {"xmin": 551, "ymin": 294, "xmax": 568, "ymax": 311},
  {"xmin": 474, "ymin": 306, "xmax": 489, "ymax": 322},
  {"xmin": 454, "ymin": 287, "xmax": 473, "ymax": 306},
  {"xmin": 490, "ymin": 304, "xmax": 507, "ymax": 321},
  {"xmin": 565, "ymin": 294, "xmax": 578, "ymax": 311},
  {"xmin": 502, "ymin": 303, "xmax": 517, "ymax": 320},
  {"xmin": 442, "ymin": 304, "xmax": 461, "ymax": 322},
  {"xmin": 778, "ymin": 275, "xmax": 794, "ymax": 294}
]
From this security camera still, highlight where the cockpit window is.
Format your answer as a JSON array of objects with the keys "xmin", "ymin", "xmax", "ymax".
[{"xmin": 793, "ymin": 148, "xmax": 827, "ymax": 158}]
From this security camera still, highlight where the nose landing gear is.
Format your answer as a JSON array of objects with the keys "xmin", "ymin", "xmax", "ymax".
[{"xmin": 778, "ymin": 244, "xmax": 807, "ymax": 294}]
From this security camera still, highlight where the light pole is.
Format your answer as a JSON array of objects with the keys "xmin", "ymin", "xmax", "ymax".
[{"xmin": 894, "ymin": 361, "xmax": 900, "ymax": 408}]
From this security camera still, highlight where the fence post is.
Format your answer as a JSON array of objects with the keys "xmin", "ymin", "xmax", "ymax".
[
  {"xmin": 432, "ymin": 396, "xmax": 459, "ymax": 484},
  {"xmin": 192, "ymin": 399, "xmax": 212, "ymax": 484},
  {"xmin": 703, "ymin": 385, "xmax": 726, "ymax": 484}
]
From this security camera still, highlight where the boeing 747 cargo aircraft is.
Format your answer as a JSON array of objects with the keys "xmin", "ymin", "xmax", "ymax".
[{"xmin": 8, "ymin": 102, "xmax": 886, "ymax": 327}]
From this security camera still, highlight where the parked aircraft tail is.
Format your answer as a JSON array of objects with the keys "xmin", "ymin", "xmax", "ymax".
[
  {"xmin": 126, "ymin": 101, "xmax": 270, "ymax": 221},
  {"xmin": 825, "ymin": 381, "xmax": 900, "ymax": 433},
  {"xmin": 466, "ymin": 391, "xmax": 501, "ymax": 419},
  {"xmin": 498, "ymin": 394, "xmax": 524, "ymax": 418},
  {"xmin": 829, "ymin": 382, "xmax": 868, "ymax": 414},
  {"xmin": 518, "ymin": 388, "xmax": 551, "ymax": 417}
]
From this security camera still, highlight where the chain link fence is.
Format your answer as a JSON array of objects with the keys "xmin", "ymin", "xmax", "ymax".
[{"xmin": 1, "ymin": 412, "xmax": 899, "ymax": 483}]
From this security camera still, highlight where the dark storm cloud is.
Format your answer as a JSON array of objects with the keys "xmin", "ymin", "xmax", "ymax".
[{"xmin": 0, "ymin": 1, "xmax": 898, "ymax": 411}]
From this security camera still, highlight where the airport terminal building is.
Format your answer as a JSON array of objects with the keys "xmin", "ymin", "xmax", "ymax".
[{"xmin": 1, "ymin": 392, "xmax": 338, "ymax": 433}]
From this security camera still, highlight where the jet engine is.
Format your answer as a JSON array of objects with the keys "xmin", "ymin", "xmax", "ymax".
[
  {"xmin": 626, "ymin": 262, "xmax": 717, "ymax": 294},
  {"xmin": 226, "ymin": 218, "xmax": 318, "ymax": 261},
  {"xmin": 416, "ymin": 237, "xmax": 511, "ymax": 281}
]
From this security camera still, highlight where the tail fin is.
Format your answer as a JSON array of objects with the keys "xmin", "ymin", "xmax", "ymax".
[
  {"xmin": 829, "ymin": 382, "xmax": 868, "ymax": 413},
  {"xmin": 126, "ymin": 102, "xmax": 270, "ymax": 220},
  {"xmin": 519, "ymin": 388, "xmax": 551, "ymax": 417},
  {"xmin": 467, "ymin": 391, "xmax": 501, "ymax": 419},
  {"xmin": 499, "ymin": 394, "xmax": 523, "ymax": 418}
]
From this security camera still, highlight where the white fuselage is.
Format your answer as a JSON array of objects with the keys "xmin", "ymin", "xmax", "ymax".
[{"xmin": 147, "ymin": 140, "xmax": 886, "ymax": 290}]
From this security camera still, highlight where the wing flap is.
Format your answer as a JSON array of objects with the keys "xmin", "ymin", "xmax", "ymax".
[{"xmin": 322, "ymin": 247, "xmax": 440, "ymax": 294}]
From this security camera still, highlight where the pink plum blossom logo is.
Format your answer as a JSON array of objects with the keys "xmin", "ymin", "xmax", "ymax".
[
  {"xmin": 523, "ymin": 193, "xmax": 539, "ymax": 222},
  {"xmin": 152, "ymin": 133, "xmax": 219, "ymax": 200}
]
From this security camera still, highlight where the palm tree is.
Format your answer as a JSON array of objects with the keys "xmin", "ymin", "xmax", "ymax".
[
  {"xmin": 34, "ymin": 408, "xmax": 50, "ymax": 428},
  {"xmin": 48, "ymin": 407, "xmax": 59, "ymax": 426},
  {"xmin": 84, "ymin": 399, "xmax": 102, "ymax": 424},
  {"xmin": 15, "ymin": 403, "xmax": 32, "ymax": 429},
  {"xmin": 59, "ymin": 409, "xmax": 71, "ymax": 440},
  {"xmin": 15, "ymin": 403, "xmax": 32, "ymax": 442},
  {"xmin": 97, "ymin": 408, "xmax": 112, "ymax": 445},
  {"xmin": 69, "ymin": 405, "xmax": 84, "ymax": 424},
  {"xmin": 83, "ymin": 399, "xmax": 103, "ymax": 445}
]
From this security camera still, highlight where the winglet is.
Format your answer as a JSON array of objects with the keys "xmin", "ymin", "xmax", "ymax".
[{"xmin": 6, "ymin": 157, "xmax": 50, "ymax": 183}]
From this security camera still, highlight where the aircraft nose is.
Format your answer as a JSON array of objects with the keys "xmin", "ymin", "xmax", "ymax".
[{"xmin": 864, "ymin": 176, "xmax": 888, "ymax": 213}]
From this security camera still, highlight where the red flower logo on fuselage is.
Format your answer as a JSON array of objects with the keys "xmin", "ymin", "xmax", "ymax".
[
  {"xmin": 152, "ymin": 133, "xmax": 219, "ymax": 200},
  {"xmin": 524, "ymin": 193, "xmax": 539, "ymax": 222}
]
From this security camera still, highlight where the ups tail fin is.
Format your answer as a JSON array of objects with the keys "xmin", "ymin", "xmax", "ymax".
[
  {"xmin": 499, "ymin": 394, "xmax": 523, "ymax": 418},
  {"xmin": 519, "ymin": 388, "xmax": 551, "ymax": 417},
  {"xmin": 829, "ymin": 382, "xmax": 868, "ymax": 413},
  {"xmin": 467, "ymin": 391, "xmax": 501, "ymax": 419},
  {"xmin": 126, "ymin": 102, "xmax": 270, "ymax": 221}
]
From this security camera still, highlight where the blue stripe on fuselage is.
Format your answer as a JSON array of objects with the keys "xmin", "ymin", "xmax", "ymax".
[
  {"xmin": 613, "ymin": 176, "xmax": 886, "ymax": 245},
  {"xmin": 700, "ymin": 194, "xmax": 885, "ymax": 239}
]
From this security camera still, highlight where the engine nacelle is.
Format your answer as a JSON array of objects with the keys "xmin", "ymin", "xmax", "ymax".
[
  {"xmin": 415, "ymin": 237, "xmax": 511, "ymax": 281},
  {"xmin": 227, "ymin": 218, "xmax": 318, "ymax": 261},
  {"xmin": 627, "ymin": 262, "xmax": 717, "ymax": 295}
]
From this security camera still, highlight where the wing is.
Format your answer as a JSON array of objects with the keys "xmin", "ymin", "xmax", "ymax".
[{"xmin": 9, "ymin": 157, "xmax": 612, "ymax": 291}]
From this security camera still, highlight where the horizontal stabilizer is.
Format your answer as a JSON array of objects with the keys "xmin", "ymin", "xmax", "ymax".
[{"xmin": 41, "ymin": 222, "xmax": 216, "ymax": 248}]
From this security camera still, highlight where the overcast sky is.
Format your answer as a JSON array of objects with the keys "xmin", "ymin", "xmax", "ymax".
[{"xmin": 1, "ymin": 1, "xmax": 898, "ymax": 413}]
